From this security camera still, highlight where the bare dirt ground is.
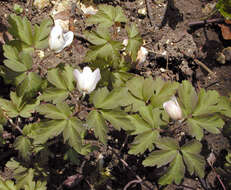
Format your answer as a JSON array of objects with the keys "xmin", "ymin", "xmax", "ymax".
[{"xmin": 0, "ymin": 0, "xmax": 231, "ymax": 189}]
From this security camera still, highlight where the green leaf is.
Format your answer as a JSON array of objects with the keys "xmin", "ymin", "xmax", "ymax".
[
  {"xmin": 155, "ymin": 137, "xmax": 180, "ymax": 150},
  {"xmin": 143, "ymin": 150, "xmax": 178, "ymax": 167},
  {"xmin": 86, "ymin": 4, "xmax": 127, "ymax": 28},
  {"xmin": 217, "ymin": 96, "xmax": 231, "ymax": 117},
  {"xmin": 216, "ymin": 0, "xmax": 231, "ymax": 20},
  {"xmin": 138, "ymin": 106, "xmax": 167, "ymax": 129},
  {"xmin": 158, "ymin": 153, "xmax": 185, "ymax": 185},
  {"xmin": 193, "ymin": 89, "xmax": 220, "ymax": 116},
  {"xmin": 8, "ymin": 14, "xmax": 33, "ymax": 45},
  {"xmin": 47, "ymin": 68, "xmax": 67, "ymax": 89},
  {"xmin": 142, "ymin": 77, "xmax": 155, "ymax": 102},
  {"xmin": 3, "ymin": 44, "xmax": 19, "ymax": 60},
  {"xmin": 125, "ymin": 23, "xmax": 143, "ymax": 62},
  {"xmin": 181, "ymin": 140, "xmax": 205, "ymax": 178},
  {"xmin": 61, "ymin": 65, "xmax": 75, "ymax": 91},
  {"xmin": 0, "ymin": 179, "xmax": 17, "ymax": 190},
  {"xmin": 14, "ymin": 136, "xmax": 31, "ymax": 161},
  {"xmin": 93, "ymin": 87, "xmax": 129, "ymax": 109},
  {"xmin": 84, "ymin": 28, "xmax": 123, "ymax": 63},
  {"xmin": 0, "ymin": 97, "xmax": 18, "ymax": 118},
  {"xmin": 126, "ymin": 76, "xmax": 144, "ymax": 100},
  {"xmin": 151, "ymin": 78, "xmax": 179, "ymax": 108},
  {"xmin": 4, "ymin": 59, "xmax": 27, "ymax": 72},
  {"xmin": 40, "ymin": 88, "xmax": 69, "ymax": 104},
  {"xmin": 19, "ymin": 98, "xmax": 40, "ymax": 118},
  {"xmin": 31, "ymin": 120, "xmax": 66, "ymax": 144},
  {"xmin": 17, "ymin": 72, "xmax": 42, "ymax": 97},
  {"xmin": 187, "ymin": 116, "xmax": 224, "ymax": 140},
  {"xmin": 86, "ymin": 110, "xmax": 108, "ymax": 144},
  {"xmin": 63, "ymin": 119, "xmax": 83, "ymax": 153},
  {"xmin": 19, "ymin": 50, "xmax": 33, "ymax": 69},
  {"xmin": 100, "ymin": 110, "xmax": 133, "ymax": 131},
  {"xmin": 33, "ymin": 18, "xmax": 53, "ymax": 49},
  {"xmin": 129, "ymin": 130, "xmax": 159, "ymax": 155},
  {"xmin": 129, "ymin": 114, "xmax": 152, "ymax": 135},
  {"xmin": 178, "ymin": 80, "xmax": 198, "ymax": 116},
  {"xmin": 36, "ymin": 103, "xmax": 70, "ymax": 119}
]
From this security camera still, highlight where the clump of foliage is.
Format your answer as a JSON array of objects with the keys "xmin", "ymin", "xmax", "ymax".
[
  {"xmin": 216, "ymin": 0, "xmax": 231, "ymax": 19},
  {"xmin": 0, "ymin": 4, "xmax": 231, "ymax": 189}
]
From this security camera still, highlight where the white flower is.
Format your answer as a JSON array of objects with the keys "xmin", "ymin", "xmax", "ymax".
[
  {"xmin": 136, "ymin": 46, "xmax": 148, "ymax": 64},
  {"xmin": 163, "ymin": 97, "xmax": 183, "ymax": 120},
  {"xmin": 49, "ymin": 23, "xmax": 74, "ymax": 53},
  {"xmin": 73, "ymin": 67, "xmax": 101, "ymax": 94},
  {"xmin": 80, "ymin": 4, "xmax": 98, "ymax": 15}
]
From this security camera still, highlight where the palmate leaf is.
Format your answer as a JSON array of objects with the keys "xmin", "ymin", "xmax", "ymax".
[
  {"xmin": 0, "ymin": 91, "xmax": 39, "ymax": 118},
  {"xmin": 126, "ymin": 76, "xmax": 156, "ymax": 103},
  {"xmin": 86, "ymin": 110, "xmax": 108, "ymax": 144},
  {"xmin": 100, "ymin": 110, "xmax": 133, "ymax": 131},
  {"xmin": 143, "ymin": 138, "xmax": 205, "ymax": 185},
  {"xmin": 86, "ymin": 4, "xmax": 127, "ymax": 28},
  {"xmin": 84, "ymin": 28, "xmax": 123, "ymax": 63},
  {"xmin": 143, "ymin": 150, "xmax": 178, "ymax": 167},
  {"xmin": 92, "ymin": 87, "xmax": 129, "ymax": 109},
  {"xmin": 3, "ymin": 45, "xmax": 33, "ymax": 72},
  {"xmin": 16, "ymin": 72, "xmax": 42, "ymax": 97},
  {"xmin": 178, "ymin": 80, "xmax": 198, "ymax": 116},
  {"xmin": 138, "ymin": 106, "xmax": 167, "ymax": 129},
  {"xmin": 14, "ymin": 135, "xmax": 31, "ymax": 161},
  {"xmin": 45, "ymin": 65, "xmax": 75, "ymax": 102},
  {"xmin": 150, "ymin": 77, "xmax": 179, "ymax": 108},
  {"xmin": 128, "ymin": 130, "xmax": 159, "ymax": 155},
  {"xmin": 30, "ymin": 120, "xmax": 66, "ymax": 144},
  {"xmin": 39, "ymin": 88, "xmax": 69, "ymax": 104},
  {"xmin": 36, "ymin": 103, "xmax": 70, "ymax": 119},
  {"xmin": 181, "ymin": 140, "xmax": 205, "ymax": 178},
  {"xmin": 33, "ymin": 17, "xmax": 53, "ymax": 49},
  {"xmin": 192, "ymin": 89, "xmax": 220, "ymax": 116},
  {"xmin": 8, "ymin": 14, "xmax": 33, "ymax": 46},
  {"xmin": 158, "ymin": 153, "xmax": 185, "ymax": 185},
  {"xmin": 187, "ymin": 115, "xmax": 224, "ymax": 140},
  {"xmin": 126, "ymin": 23, "xmax": 143, "ymax": 62},
  {"xmin": 63, "ymin": 119, "xmax": 83, "ymax": 154},
  {"xmin": 126, "ymin": 76, "xmax": 144, "ymax": 100}
]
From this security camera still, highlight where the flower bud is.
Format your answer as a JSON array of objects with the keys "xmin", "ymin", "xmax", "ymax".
[
  {"xmin": 49, "ymin": 22, "xmax": 74, "ymax": 53},
  {"xmin": 163, "ymin": 97, "xmax": 183, "ymax": 120},
  {"xmin": 73, "ymin": 66, "xmax": 101, "ymax": 94}
]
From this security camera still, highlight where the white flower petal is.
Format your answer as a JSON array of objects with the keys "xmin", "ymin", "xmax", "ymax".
[
  {"xmin": 63, "ymin": 31, "xmax": 74, "ymax": 49},
  {"xmin": 163, "ymin": 97, "xmax": 183, "ymax": 120},
  {"xmin": 73, "ymin": 66, "xmax": 101, "ymax": 94}
]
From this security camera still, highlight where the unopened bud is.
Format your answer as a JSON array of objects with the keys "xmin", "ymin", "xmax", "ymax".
[{"xmin": 163, "ymin": 97, "xmax": 183, "ymax": 120}]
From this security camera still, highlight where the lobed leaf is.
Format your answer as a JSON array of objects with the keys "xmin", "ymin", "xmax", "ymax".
[
  {"xmin": 158, "ymin": 153, "xmax": 185, "ymax": 185},
  {"xmin": 143, "ymin": 150, "xmax": 178, "ymax": 168},
  {"xmin": 101, "ymin": 110, "xmax": 133, "ymax": 131},
  {"xmin": 86, "ymin": 4, "xmax": 127, "ymax": 28},
  {"xmin": 187, "ymin": 115, "xmax": 224, "ymax": 140},
  {"xmin": 151, "ymin": 78, "xmax": 179, "ymax": 108},
  {"xmin": 14, "ymin": 136, "xmax": 31, "ymax": 161},
  {"xmin": 86, "ymin": 110, "xmax": 108, "ymax": 144},
  {"xmin": 128, "ymin": 130, "xmax": 159, "ymax": 155},
  {"xmin": 178, "ymin": 80, "xmax": 198, "ymax": 116}
]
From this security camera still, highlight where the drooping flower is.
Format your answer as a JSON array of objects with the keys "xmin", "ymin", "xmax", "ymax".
[
  {"xmin": 163, "ymin": 96, "xmax": 183, "ymax": 120},
  {"xmin": 49, "ymin": 23, "xmax": 74, "ymax": 53},
  {"xmin": 73, "ymin": 67, "xmax": 101, "ymax": 94}
]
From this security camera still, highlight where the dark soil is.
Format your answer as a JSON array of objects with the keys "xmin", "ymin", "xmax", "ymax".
[{"xmin": 0, "ymin": 0, "xmax": 231, "ymax": 190}]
